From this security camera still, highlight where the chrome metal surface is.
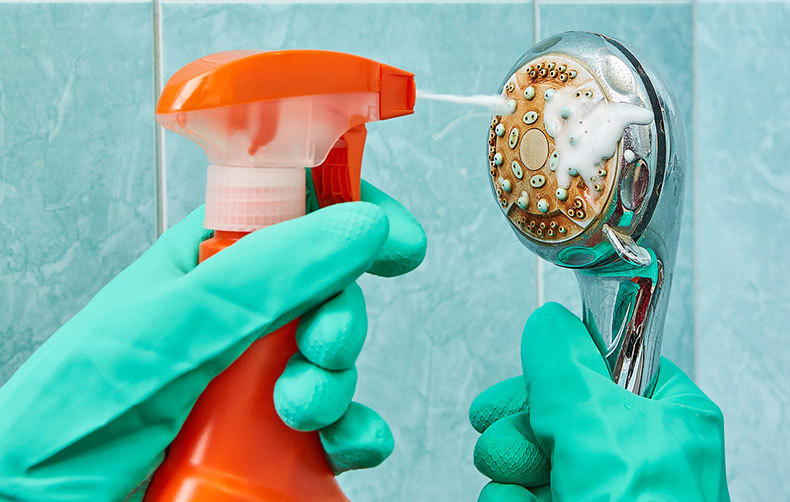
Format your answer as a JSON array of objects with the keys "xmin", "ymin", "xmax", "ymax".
[
  {"xmin": 489, "ymin": 32, "xmax": 686, "ymax": 396},
  {"xmin": 602, "ymin": 224, "xmax": 652, "ymax": 267}
]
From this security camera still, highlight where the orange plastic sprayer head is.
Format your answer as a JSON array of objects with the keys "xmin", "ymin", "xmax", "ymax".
[{"xmin": 156, "ymin": 50, "xmax": 415, "ymax": 210}]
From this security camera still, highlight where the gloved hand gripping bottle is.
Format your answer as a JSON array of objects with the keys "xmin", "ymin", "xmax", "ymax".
[{"xmin": 145, "ymin": 50, "xmax": 415, "ymax": 502}]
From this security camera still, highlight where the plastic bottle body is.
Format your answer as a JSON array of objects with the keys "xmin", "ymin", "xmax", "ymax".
[
  {"xmin": 144, "ymin": 321, "xmax": 347, "ymax": 502},
  {"xmin": 145, "ymin": 168, "xmax": 348, "ymax": 502},
  {"xmin": 197, "ymin": 230, "xmax": 246, "ymax": 262}
]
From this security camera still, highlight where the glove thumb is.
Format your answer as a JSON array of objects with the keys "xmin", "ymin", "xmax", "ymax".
[
  {"xmin": 521, "ymin": 302, "xmax": 611, "ymax": 397},
  {"xmin": 520, "ymin": 302, "xmax": 620, "ymax": 457}
]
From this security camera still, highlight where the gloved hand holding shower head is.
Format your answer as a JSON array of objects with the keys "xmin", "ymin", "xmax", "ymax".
[
  {"xmin": 470, "ymin": 31, "xmax": 729, "ymax": 501},
  {"xmin": 470, "ymin": 303, "xmax": 730, "ymax": 501}
]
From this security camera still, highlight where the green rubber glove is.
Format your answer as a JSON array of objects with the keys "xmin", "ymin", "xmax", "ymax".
[
  {"xmin": 470, "ymin": 302, "xmax": 730, "ymax": 501},
  {"xmin": 0, "ymin": 180, "xmax": 426, "ymax": 501},
  {"xmin": 274, "ymin": 180, "xmax": 426, "ymax": 474}
]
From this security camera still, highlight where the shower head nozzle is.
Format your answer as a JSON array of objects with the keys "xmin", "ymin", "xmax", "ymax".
[{"xmin": 489, "ymin": 31, "xmax": 685, "ymax": 271}]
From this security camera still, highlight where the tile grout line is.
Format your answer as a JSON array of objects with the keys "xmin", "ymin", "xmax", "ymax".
[
  {"xmin": 153, "ymin": 0, "xmax": 167, "ymax": 236},
  {"xmin": 691, "ymin": 0, "xmax": 700, "ymax": 382},
  {"xmin": 533, "ymin": 0, "xmax": 544, "ymax": 307}
]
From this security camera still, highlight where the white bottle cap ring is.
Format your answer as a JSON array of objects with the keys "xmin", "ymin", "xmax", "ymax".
[{"xmin": 204, "ymin": 165, "xmax": 306, "ymax": 232}]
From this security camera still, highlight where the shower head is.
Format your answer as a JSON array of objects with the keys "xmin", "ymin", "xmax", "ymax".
[{"xmin": 488, "ymin": 32, "xmax": 686, "ymax": 396}]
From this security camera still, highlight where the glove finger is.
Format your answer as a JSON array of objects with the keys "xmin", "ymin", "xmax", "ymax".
[
  {"xmin": 521, "ymin": 302, "xmax": 611, "ymax": 399},
  {"xmin": 520, "ymin": 302, "xmax": 637, "ymax": 486},
  {"xmin": 273, "ymin": 353, "xmax": 357, "ymax": 431},
  {"xmin": 319, "ymin": 401, "xmax": 394, "ymax": 474},
  {"xmin": 478, "ymin": 482, "xmax": 551, "ymax": 502},
  {"xmin": 184, "ymin": 202, "xmax": 387, "ymax": 340},
  {"xmin": 470, "ymin": 376, "xmax": 528, "ymax": 433},
  {"xmin": 473, "ymin": 411, "xmax": 550, "ymax": 488},
  {"xmin": 296, "ymin": 283, "xmax": 367, "ymax": 371},
  {"xmin": 360, "ymin": 180, "xmax": 427, "ymax": 278}
]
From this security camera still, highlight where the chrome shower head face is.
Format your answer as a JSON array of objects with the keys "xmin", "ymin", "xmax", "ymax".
[{"xmin": 488, "ymin": 31, "xmax": 685, "ymax": 271}]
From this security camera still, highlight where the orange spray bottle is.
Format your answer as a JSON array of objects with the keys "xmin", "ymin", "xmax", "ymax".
[{"xmin": 144, "ymin": 50, "xmax": 415, "ymax": 502}]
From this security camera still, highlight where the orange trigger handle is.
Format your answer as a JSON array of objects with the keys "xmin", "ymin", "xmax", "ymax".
[{"xmin": 311, "ymin": 124, "xmax": 368, "ymax": 206}]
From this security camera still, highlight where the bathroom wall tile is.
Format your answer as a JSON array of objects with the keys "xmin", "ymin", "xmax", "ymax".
[
  {"xmin": 0, "ymin": 3, "xmax": 156, "ymax": 383},
  {"xmin": 696, "ymin": 2, "xmax": 790, "ymax": 499},
  {"xmin": 538, "ymin": 2, "xmax": 695, "ymax": 374},
  {"xmin": 161, "ymin": 3, "xmax": 535, "ymax": 499}
]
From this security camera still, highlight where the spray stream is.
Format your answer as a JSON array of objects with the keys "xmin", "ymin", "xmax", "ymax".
[
  {"xmin": 416, "ymin": 90, "xmax": 510, "ymax": 114},
  {"xmin": 416, "ymin": 90, "xmax": 511, "ymax": 140}
]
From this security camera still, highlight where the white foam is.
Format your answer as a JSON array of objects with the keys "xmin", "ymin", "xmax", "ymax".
[{"xmin": 543, "ymin": 82, "xmax": 653, "ymax": 196}]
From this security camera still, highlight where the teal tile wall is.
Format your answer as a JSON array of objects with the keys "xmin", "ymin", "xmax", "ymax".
[
  {"xmin": 0, "ymin": 3, "xmax": 156, "ymax": 382},
  {"xmin": 1, "ymin": 1, "xmax": 789, "ymax": 500},
  {"xmin": 538, "ymin": 1, "xmax": 695, "ymax": 374},
  {"xmin": 160, "ymin": 4, "xmax": 536, "ymax": 498},
  {"xmin": 696, "ymin": 2, "xmax": 790, "ymax": 499}
]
